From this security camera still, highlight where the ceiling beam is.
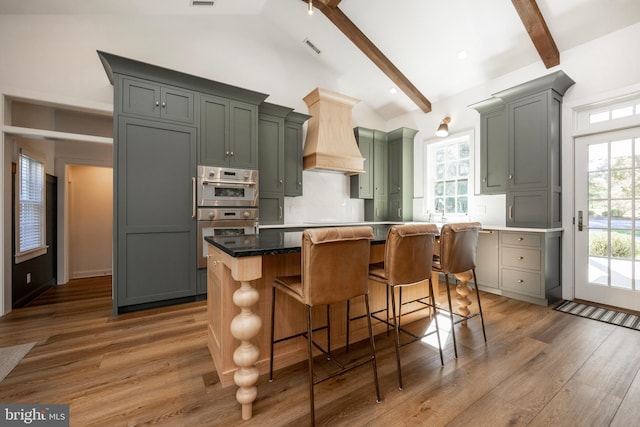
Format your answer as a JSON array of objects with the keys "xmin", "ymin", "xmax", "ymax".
[
  {"xmin": 511, "ymin": 0, "xmax": 560, "ymax": 68},
  {"xmin": 306, "ymin": 0, "xmax": 431, "ymax": 113}
]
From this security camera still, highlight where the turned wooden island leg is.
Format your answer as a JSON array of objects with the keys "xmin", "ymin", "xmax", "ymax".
[
  {"xmin": 230, "ymin": 280, "xmax": 262, "ymax": 420},
  {"xmin": 453, "ymin": 270, "xmax": 473, "ymax": 324}
]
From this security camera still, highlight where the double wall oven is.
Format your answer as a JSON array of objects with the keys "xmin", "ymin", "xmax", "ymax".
[{"xmin": 196, "ymin": 165, "xmax": 259, "ymax": 268}]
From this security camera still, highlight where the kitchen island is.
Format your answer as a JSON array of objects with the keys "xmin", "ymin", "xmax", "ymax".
[{"xmin": 204, "ymin": 224, "xmax": 439, "ymax": 420}]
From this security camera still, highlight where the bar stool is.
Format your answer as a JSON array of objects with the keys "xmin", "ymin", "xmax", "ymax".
[
  {"xmin": 432, "ymin": 222, "xmax": 486, "ymax": 359},
  {"xmin": 269, "ymin": 226, "xmax": 381, "ymax": 426},
  {"xmin": 366, "ymin": 223, "xmax": 443, "ymax": 390}
]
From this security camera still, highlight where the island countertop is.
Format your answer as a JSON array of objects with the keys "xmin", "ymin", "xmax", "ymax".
[
  {"xmin": 205, "ymin": 224, "xmax": 393, "ymax": 258},
  {"xmin": 205, "ymin": 222, "xmax": 563, "ymax": 258}
]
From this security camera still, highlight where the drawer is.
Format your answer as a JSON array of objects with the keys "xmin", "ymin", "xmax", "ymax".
[
  {"xmin": 501, "ymin": 232, "xmax": 542, "ymax": 248},
  {"xmin": 501, "ymin": 247, "xmax": 541, "ymax": 271},
  {"xmin": 501, "ymin": 268, "xmax": 542, "ymax": 297}
]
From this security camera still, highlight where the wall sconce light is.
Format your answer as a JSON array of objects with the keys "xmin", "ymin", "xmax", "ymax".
[
  {"xmin": 308, "ymin": 0, "xmax": 313, "ymax": 15},
  {"xmin": 436, "ymin": 117, "xmax": 451, "ymax": 137}
]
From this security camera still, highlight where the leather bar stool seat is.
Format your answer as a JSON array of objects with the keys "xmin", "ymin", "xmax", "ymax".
[
  {"xmin": 432, "ymin": 222, "xmax": 487, "ymax": 358},
  {"xmin": 269, "ymin": 226, "xmax": 381, "ymax": 426},
  {"xmin": 366, "ymin": 223, "xmax": 444, "ymax": 390}
]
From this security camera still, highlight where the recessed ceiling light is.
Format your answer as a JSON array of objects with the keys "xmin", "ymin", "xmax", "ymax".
[
  {"xmin": 389, "ymin": 87, "xmax": 397, "ymax": 94},
  {"xmin": 457, "ymin": 50, "xmax": 468, "ymax": 60}
]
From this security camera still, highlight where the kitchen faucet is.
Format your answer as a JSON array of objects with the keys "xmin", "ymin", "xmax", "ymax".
[{"xmin": 435, "ymin": 199, "xmax": 446, "ymax": 222}]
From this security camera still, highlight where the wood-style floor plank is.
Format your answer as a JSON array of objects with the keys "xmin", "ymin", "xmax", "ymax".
[{"xmin": 0, "ymin": 277, "xmax": 638, "ymax": 426}]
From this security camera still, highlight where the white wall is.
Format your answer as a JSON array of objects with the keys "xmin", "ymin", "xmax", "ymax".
[{"xmin": 67, "ymin": 164, "xmax": 112, "ymax": 279}]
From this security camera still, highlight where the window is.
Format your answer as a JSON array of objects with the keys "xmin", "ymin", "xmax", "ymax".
[
  {"xmin": 425, "ymin": 133, "xmax": 472, "ymax": 219},
  {"xmin": 15, "ymin": 148, "xmax": 47, "ymax": 263},
  {"xmin": 576, "ymin": 93, "xmax": 640, "ymax": 131}
]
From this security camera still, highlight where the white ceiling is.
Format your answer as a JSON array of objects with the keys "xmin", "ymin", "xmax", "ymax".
[{"xmin": 1, "ymin": 0, "xmax": 639, "ymax": 120}]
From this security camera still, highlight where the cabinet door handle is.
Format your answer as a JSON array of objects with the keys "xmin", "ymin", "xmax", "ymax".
[
  {"xmin": 509, "ymin": 174, "xmax": 513, "ymax": 180},
  {"xmin": 155, "ymin": 101, "xmax": 160, "ymax": 107},
  {"xmin": 230, "ymin": 151, "xmax": 234, "ymax": 156},
  {"xmin": 518, "ymin": 237, "xmax": 524, "ymax": 241},
  {"xmin": 191, "ymin": 177, "xmax": 196, "ymax": 219},
  {"xmin": 517, "ymin": 279, "xmax": 524, "ymax": 283},
  {"xmin": 162, "ymin": 102, "xmax": 166, "ymax": 108},
  {"xmin": 398, "ymin": 207, "xmax": 402, "ymax": 218},
  {"xmin": 225, "ymin": 151, "xmax": 230, "ymax": 156},
  {"xmin": 518, "ymin": 256, "xmax": 524, "ymax": 260},
  {"xmin": 279, "ymin": 206, "xmax": 283, "ymax": 219},
  {"xmin": 482, "ymin": 177, "xmax": 487, "ymax": 183},
  {"xmin": 279, "ymin": 179, "xmax": 283, "ymax": 184},
  {"xmin": 508, "ymin": 205, "xmax": 513, "ymax": 220}
]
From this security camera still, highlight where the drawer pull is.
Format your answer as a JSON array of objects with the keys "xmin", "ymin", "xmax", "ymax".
[
  {"xmin": 517, "ymin": 279, "xmax": 524, "ymax": 283},
  {"xmin": 518, "ymin": 256, "xmax": 524, "ymax": 260},
  {"xmin": 517, "ymin": 238, "xmax": 524, "ymax": 241}
]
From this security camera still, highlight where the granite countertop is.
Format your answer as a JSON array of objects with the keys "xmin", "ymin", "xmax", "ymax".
[
  {"xmin": 205, "ymin": 224, "xmax": 393, "ymax": 258},
  {"xmin": 206, "ymin": 221, "xmax": 564, "ymax": 258}
]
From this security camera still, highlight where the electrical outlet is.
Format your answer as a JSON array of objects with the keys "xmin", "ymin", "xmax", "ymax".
[{"xmin": 26, "ymin": 273, "xmax": 31, "ymax": 284}]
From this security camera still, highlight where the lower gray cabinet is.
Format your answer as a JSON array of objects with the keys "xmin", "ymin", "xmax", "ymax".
[
  {"xmin": 499, "ymin": 230, "xmax": 561, "ymax": 305},
  {"xmin": 472, "ymin": 229, "xmax": 561, "ymax": 306},
  {"xmin": 474, "ymin": 230, "xmax": 499, "ymax": 291},
  {"xmin": 115, "ymin": 117, "xmax": 197, "ymax": 311},
  {"xmin": 258, "ymin": 195, "xmax": 283, "ymax": 224}
]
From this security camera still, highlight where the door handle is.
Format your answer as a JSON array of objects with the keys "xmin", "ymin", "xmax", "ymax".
[
  {"xmin": 578, "ymin": 210, "xmax": 583, "ymax": 231},
  {"xmin": 192, "ymin": 177, "xmax": 196, "ymax": 219}
]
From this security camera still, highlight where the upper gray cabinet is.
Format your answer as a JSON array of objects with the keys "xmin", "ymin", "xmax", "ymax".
[
  {"xmin": 350, "ymin": 127, "xmax": 374, "ymax": 199},
  {"xmin": 258, "ymin": 102, "xmax": 294, "ymax": 225},
  {"xmin": 470, "ymin": 97, "xmax": 507, "ymax": 194},
  {"xmin": 471, "ymin": 71, "xmax": 574, "ymax": 228},
  {"xmin": 387, "ymin": 127, "xmax": 417, "ymax": 222},
  {"xmin": 284, "ymin": 111, "xmax": 310, "ymax": 197},
  {"xmin": 200, "ymin": 95, "xmax": 259, "ymax": 169},
  {"xmin": 122, "ymin": 77, "xmax": 195, "ymax": 124}
]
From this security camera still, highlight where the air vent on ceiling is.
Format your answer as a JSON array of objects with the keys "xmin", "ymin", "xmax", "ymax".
[
  {"xmin": 191, "ymin": 0, "xmax": 215, "ymax": 6},
  {"xmin": 303, "ymin": 38, "xmax": 321, "ymax": 55}
]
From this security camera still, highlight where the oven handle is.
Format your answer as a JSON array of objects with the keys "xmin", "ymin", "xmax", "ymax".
[
  {"xmin": 192, "ymin": 177, "xmax": 196, "ymax": 219},
  {"xmin": 201, "ymin": 180, "xmax": 257, "ymax": 186}
]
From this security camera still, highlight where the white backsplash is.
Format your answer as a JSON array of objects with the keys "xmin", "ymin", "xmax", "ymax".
[
  {"xmin": 284, "ymin": 170, "xmax": 364, "ymax": 224},
  {"xmin": 282, "ymin": 171, "xmax": 506, "ymax": 226}
]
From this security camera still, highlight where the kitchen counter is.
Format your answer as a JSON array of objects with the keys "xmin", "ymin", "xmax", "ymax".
[
  {"xmin": 204, "ymin": 222, "xmax": 441, "ymax": 420},
  {"xmin": 204, "ymin": 224, "xmax": 392, "ymax": 258}
]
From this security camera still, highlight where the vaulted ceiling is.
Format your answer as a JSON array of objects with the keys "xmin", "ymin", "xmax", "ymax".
[{"xmin": 1, "ymin": 0, "xmax": 639, "ymax": 120}]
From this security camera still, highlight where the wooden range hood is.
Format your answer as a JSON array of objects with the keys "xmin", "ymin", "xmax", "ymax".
[{"xmin": 302, "ymin": 87, "xmax": 364, "ymax": 175}]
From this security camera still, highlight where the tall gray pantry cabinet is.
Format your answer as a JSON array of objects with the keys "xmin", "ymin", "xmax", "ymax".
[{"xmin": 98, "ymin": 51, "xmax": 267, "ymax": 314}]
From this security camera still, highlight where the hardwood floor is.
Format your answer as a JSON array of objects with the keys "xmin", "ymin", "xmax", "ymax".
[{"xmin": 1, "ymin": 276, "xmax": 640, "ymax": 426}]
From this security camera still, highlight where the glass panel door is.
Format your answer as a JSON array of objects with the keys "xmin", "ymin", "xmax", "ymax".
[{"xmin": 574, "ymin": 127, "xmax": 640, "ymax": 310}]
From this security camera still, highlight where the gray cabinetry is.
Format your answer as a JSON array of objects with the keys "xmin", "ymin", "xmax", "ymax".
[
  {"xmin": 98, "ymin": 50, "xmax": 268, "ymax": 313},
  {"xmin": 258, "ymin": 102, "xmax": 293, "ymax": 225},
  {"xmin": 284, "ymin": 111, "xmax": 310, "ymax": 197},
  {"xmin": 470, "ymin": 98, "xmax": 507, "ymax": 194},
  {"xmin": 499, "ymin": 230, "xmax": 561, "ymax": 305},
  {"xmin": 122, "ymin": 77, "xmax": 195, "ymax": 124},
  {"xmin": 116, "ymin": 117, "xmax": 197, "ymax": 308},
  {"xmin": 474, "ymin": 230, "xmax": 499, "ymax": 291},
  {"xmin": 471, "ymin": 71, "xmax": 574, "ymax": 228},
  {"xmin": 200, "ymin": 94, "xmax": 259, "ymax": 169},
  {"xmin": 387, "ymin": 127, "xmax": 417, "ymax": 221},
  {"xmin": 350, "ymin": 127, "xmax": 374, "ymax": 199},
  {"xmin": 364, "ymin": 129, "xmax": 388, "ymax": 221}
]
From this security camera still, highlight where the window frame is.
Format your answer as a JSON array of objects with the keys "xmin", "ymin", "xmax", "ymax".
[
  {"xmin": 424, "ymin": 130, "xmax": 474, "ymax": 221},
  {"xmin": 15, "ymin": 147, "xmax": 48, "ymax": 264}
]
